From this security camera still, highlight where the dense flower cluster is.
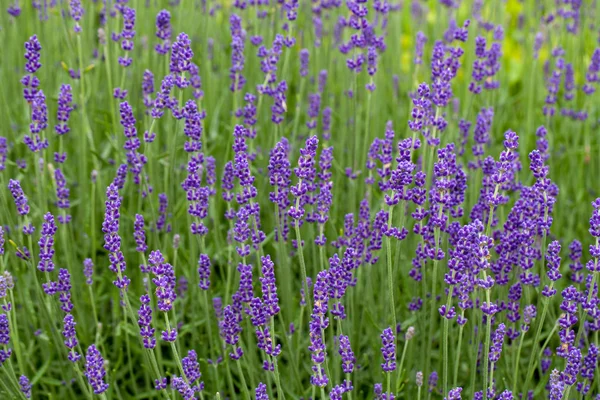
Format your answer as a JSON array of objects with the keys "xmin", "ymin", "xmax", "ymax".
[{"xmin": 2, "ymin": 3, "xmax": 600, "ymax": 400}]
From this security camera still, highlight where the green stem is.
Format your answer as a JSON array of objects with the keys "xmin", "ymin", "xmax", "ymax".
[
  {"xmin": 511, "ymin": 326, "xmax": 527, "ymax": 396},
  {"xmin": 294, "ymin": 221, "xmax": 312, "ymax": 312},
  {"xmin": 523, "ymin": 290, "xmax": 552, "ymax": 393},
  {"xmin": 396, "ymin": 336, "xmax": 410, "ymax": 394},
  {"xmin": 453, "ymin": 312, "xmax": 465, "ymax": 388},
  {"xmin": 442, "ymin": 285, "xmax": 455, "ymax": 397},
  {"xmin": 386, "ymin": 207, "xmax": 397, "ymax": 332},
  {"xmin": 235, "ymin": 358, "xmax": 251, "ymax": 400}
]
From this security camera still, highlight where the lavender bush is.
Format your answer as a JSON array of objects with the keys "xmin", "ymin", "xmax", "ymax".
[{"xmin": 0, "ymin": 0, "xmax": 599, "ymax": 399}]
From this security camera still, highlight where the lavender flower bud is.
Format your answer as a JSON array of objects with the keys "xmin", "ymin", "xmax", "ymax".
[
  {"xmin": 405, "ymin": 326, "xmax": 415, "ymax": 341},
  {"xmin": 85, "ymin": 344, "xmax": 109, "ymax": 394},
  {"xmin": 380, "ymin": 327, "xmax": 396, "ymax": 372},
  {"xmin": 19, "ymin": 375, "xmax": 31, "ymax": 398}
]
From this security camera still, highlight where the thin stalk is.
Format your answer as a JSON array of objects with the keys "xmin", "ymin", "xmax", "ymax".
[
  {"xmin": 386, "ymin": 207, "xmax": 397, "ymax": 332},
  {"xmin": 442, "ymin": 285, "xmax": 455, "ymax": 396},
  {"xmin": 481, "ymin": 282, "xmax": 492, "ymax": 400},
  {"xmin": 294, "ymin": 221, "xmax": 312, "ymax": 312},
  {"xmin": 511, "ymin": 327, "xmax": 526, "ymax": 396},
  {"xmin": 452, "ymin": 311, "xmax": 465, "ymax": 387},
  {"xmin": 396, "ymin": 337, "xmax": 410, "ymax": 394},
  {"xmin": 235, "ymin": 358, "xmax": 251, "ymax": 400},
  {"xmin": 522, "ymin": 289, "xmax": 552, "ymax": 393}
]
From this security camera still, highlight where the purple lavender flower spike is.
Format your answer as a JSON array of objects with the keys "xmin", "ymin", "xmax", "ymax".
[
  {"xmin": 339, "ymin": 334, "xmax": 355, "ymax": 374},
  {"xmin": 117, "ymin": 6, "xmax": 136, "ymax": 68},
  {"xmin": 83, "ymin": 258, "xmax": 94, "ymax": 285},
  {"xmin": 170, "ymin": 33, "xmax": 194, "ymax": 89},
  {"xmin": 488, "ymin": 323, "xmax": 506, "ymax": 363},
  {"xmin": 62, "ymin": 314, "xmax": 81, "ymax": 362},
  {"xmin": 148, "ymin": 250, "xmax": 176, "ymax": 314},
  {"xmin": 380, "ymin": 327, "xmax": 396, "ymax": 372},
  {"xmin": 8, "ymin": 179, "xmax": 30, "ymax": 216},
  {"xmin": 85, "ymin": 344, "xmax": 109, "ymax": 394},
  {"xmin": 260, "ymin": 255, "xmax": 279, "ymax": 317},
  {"xmin": 55, "ymin": 84, "xmax": 74, "ymax": 136},
  {"xmin": 229, "ymin": 14, "xmax": 246, "ymax": 92},
  {"xmin": 7, "ymin": 2, "xmax": 21, "ymax": 18},
  {"xmin": 38, "ymin": 212, "xmax": 57, "ymax": 272},
  {"xmin": 268, "ymin": 138, "xmax": 291, "ymax": 241},
  {"xmin": 69, "ymin": 0, "xmax": 83, "ymax": 32},
  {"xmin": 19, "ymin": 375, "xmax": 31, "ymax": 398},
  {"xmin": 134, "ymin": 214, "xmax": 147, "ymax": 253},
  {"xmin": 198, "ymin": 254, "xmax": 211, "ymax": 290},
  {"xmin": 219, "ymin": 304, "xmax": 243, "ymax": 360},
  {"xmin": 25, "ymin": 90, "xmax": 49, "ymax": 152},
  {"xmin": 156, "ymin": 193, "xmax": 169, "ymax": 232},
  {"xmin": 102, "ymin": 183, "xmax": 130, "ymax": 289},
  {"xmin": 309, "ymin": 270, "xmax": 329, "ymax": 387},
  {"xmin": 415, "ymin": 31, "xmax": 427, "ymax": 65},
  {"xmin": 446, "ymin": 387, "xmax": 462, "ymax": 399},
  {"xmin": 55, "ymin": 168, "xmax": 71, "ymax": 223},
  {"xmin": 0, "ymin": 313, "xmax": 12, "ymax": 365},
  {"xmin": 255, "ymin": 382, "xmax": 269, "ymax": 399},
  {"xmin": 182, "ymin": 349, "xmax": 204, "ymax": 394},
  {"xmin": 58, "ymin": 268, "xmax": 74, "ymax": 313},
  {"xmin": 142, "ymin": 70, "xmax": 154, "ymax": 111},
  {"xmin": 22, "ymin": 35, "xmax": 42, "ymax": 103},
  {"xmin": 289, "ymin": 135, "xmax": 318, "ymax": 224},
  {"xmin": 548, "ymin": 369, "xmax": 564, "ymax": 399},
  {"xmin": 138, "ymin": 294, "xmax": 156, "ymax": 349},
  {"xmin": 155, "ymin": 10, "xmax": 171, "ymax": 55},
  {"xmin": 0, "ymin": 137, "xmax": 7, "ymax": 171},
  {"xmin": 300, "ymin": 49, "xmax": 309, "ymax": 77}
]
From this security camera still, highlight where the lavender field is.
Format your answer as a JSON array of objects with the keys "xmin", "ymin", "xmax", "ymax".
[{"xmin": 0, "ymin": 0, "xmax": 599, "ymax": 399}]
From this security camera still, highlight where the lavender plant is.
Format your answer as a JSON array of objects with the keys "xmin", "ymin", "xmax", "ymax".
[{"xmin": 0, "ymin": 1, "xmax": 599, "ymax": 399}]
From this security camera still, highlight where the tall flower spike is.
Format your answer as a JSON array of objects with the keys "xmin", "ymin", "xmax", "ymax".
[
  {"xmin": 85, "ymin": 345, "xmax": 109, "ymax": 394},
  {"xmin": 219, "ymin": 304, "xmax": 243, "ymax": 360},
  {"xmin": 182, "ymin": 350, "xmax": 204, "ymax": 393},
  {"xmin": 83, "ymin": 258, "xmax": 94, "ymax": 285},
  {"xmin": 19, "ymin": 375, "xmax": 31, "ymax": 399},
  {"xmin": 55, "ymin": 84, "xmax": 74, "ymax": 136},
  {"xmin": 38, "ymin": 212, "xmax": 57, "ymax": 273},
  {"xmin": 8, "ymin": 179, "xmax": 30, "ymax": 216},
  {"xmin": 380, "ymin": 327, "xmax": 396, "ymax": 372},
  {"xmin": 0, "ymin": 313, "xmax": 12, "ymax": 365},
  {"xmin": 25, "ymin": 90, "xmax": 49, "ymax": 152},
  {"xmin": 339, "ymin": 334, "xmax": 355, "ymax": 374},
  {"xmin": 148, "ymin": 250, "xmax": 176, "ymax": 313},
  {"xmin": 197, "ymin": 254, "xmax": 211, "ymax": 290},
  {"xmin": 155, "ymin": 9, "xmax": 171, "ymax": 55},
  {"xmin": 118, "ymin": 6, "xmax": 136, "ymax": 68},
  {"xmin": 142, "ymin": 70, "xmax": 154, "ymax": 111},
  {"xmin": 268, "ymin": 138, "xmax": 291, "ymax": 241},
  {"xmin": 22, "ymin": 35, "xmax": 42, "ymax": 103},
  {"xmin": 69, "ymin": 0, "xmax": 83, "ymax": 32},
  {"xmin": 309, "ymin": 270, "xmax": 329, "ymax": 387},
  {"xmin": 62, "ymin": 313, "xmax": 81, "ymax": 362},
  {"xmin": 0, "ymin": 137, "xmax": 7, "ymax": 171},
  {"xmin": 55, "ymin": 168, "xmax": 71, "ymax": 223},
  {"xmin": 102, "ymin": 183, "xmax": 130, "ymax": 289},
  {"xmin": 229, "ymin": 14, "xmax": 247, "ymax": 92},
  {"xmin": 260, "ymin": 255, "xmax": 279, "ymax": 317},
  {"xmin": 170, "ymin": 33, "xmax": 194, "ymax": 89},
  {"xmin": 138, "ymin": 294, "xmax": 156, "ymax": 349},
  {"xmin": 255, "ymin": 382, "xmax": 269, "ymax": 399},
  {"xmin": 289, "ymin": 135, "xmax": 318, "ymax": 223},
  {"xmin": 134, "ymin": 214, "xmax": 147, "ymax": 253}
]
